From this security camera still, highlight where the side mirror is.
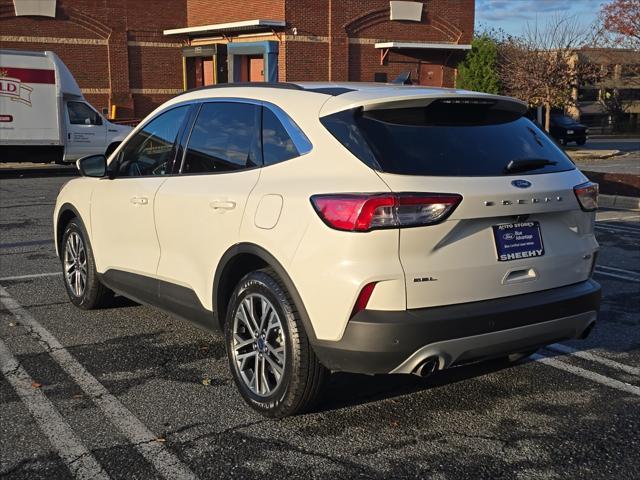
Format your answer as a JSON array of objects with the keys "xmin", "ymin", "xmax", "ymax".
[{"xmin": 77, "ymin": 154, "xmax": 107, "ymax": 177}]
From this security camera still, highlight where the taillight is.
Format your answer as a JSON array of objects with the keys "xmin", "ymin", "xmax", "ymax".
[
  {"xmin": 311, "ymin": 193, "xmax": 462, "ymax": 232},
  {"xmin": 574, "ymin": 182, "xmax": 598, "ymax": 211}
]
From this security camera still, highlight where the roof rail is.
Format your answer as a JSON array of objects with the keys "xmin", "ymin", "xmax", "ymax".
[{"xmin": 176, "ymin": 82, "xmax": 304, "ymax": 96}]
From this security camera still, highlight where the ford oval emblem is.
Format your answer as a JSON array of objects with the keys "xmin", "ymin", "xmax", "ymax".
[{"xmin": 511, "ymin": 179, "xmax": 532, "ymax": 189}]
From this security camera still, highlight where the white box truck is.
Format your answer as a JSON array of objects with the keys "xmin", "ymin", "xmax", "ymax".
[{"xmin": 0, "ymin": 50, "xmax": 132, "ymax": 163}]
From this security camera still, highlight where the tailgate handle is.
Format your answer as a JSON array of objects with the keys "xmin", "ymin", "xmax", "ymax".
[{"xmin": 502, "ymin": 268, "xmax": 537, "ymax": 285}]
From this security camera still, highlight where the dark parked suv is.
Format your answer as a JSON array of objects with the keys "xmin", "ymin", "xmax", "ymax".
[{"xmin": 549, "ymin": 114, "xmax": 588, "ymax": 146}]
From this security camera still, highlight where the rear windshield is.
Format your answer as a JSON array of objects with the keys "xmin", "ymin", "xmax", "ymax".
[{"xmin": 320, "ymin": 102, "xmax": 575, "ymax": 176}]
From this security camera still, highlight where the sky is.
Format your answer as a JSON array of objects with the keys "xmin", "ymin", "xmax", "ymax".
[{"xmin": 474, "ymin": 0, "xmax": 604, "ymax": 36}]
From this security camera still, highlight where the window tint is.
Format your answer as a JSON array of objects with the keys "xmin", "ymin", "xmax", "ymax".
[
  {"xmin": 321, "ymin": 105, "xmax": 576, "ymax": 177},
  {"xmin": 182, "ymin": 102, "xmax": 261, "ymax": 174},
  {"xmin": 262, "ymin": 107, "xmax": 299, "ymax": 166},
  {"xmin": 116, "ymin": 105, "xmax": 188, "ymax": 177},
  {"xmin": 67, "ymin": 102, "xmax": 102, "ymax": 125}
]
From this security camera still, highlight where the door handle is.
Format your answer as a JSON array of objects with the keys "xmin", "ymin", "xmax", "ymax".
[
  {"xmin": 209, "ymin": 200, "xmax": 236, "ymax": 211},
  {"xmin": 130, "ymin": 196, "xmax": 148, "ymax": 205}
]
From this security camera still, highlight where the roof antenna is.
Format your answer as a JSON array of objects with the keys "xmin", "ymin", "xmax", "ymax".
[{"xmin": 392, "ymin": 71, "xmax": 412, "ymax": 85}]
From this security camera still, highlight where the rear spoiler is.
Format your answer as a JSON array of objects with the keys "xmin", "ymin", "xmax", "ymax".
[{"xmin": 319, "ymin": 90, "xmax": 528, "ymax": 118}]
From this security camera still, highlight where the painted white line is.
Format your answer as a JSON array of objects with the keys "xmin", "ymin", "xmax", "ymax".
[
  {"xmin": 531, "ymin": 354, "xmax": 640, "ymax": 396},
  {"xmin": 0, "ymin": 285, "xmax": 198, "ymax": 480},
  {"xmin": 0, "ymin": 338, "xmax": 110, "ymax": 480},
  {"xmin": 595, "ymin": 224, "xmax": 640, "ymax": 234},
  {"xmin": 0, "ymin": 272, "xmax": 61, "ymax": 282},
  {"xmin": 596, "ymin": 214, "xmax": 640, "ymax": 222},
  {"xmin": 593, "ymin": 269, "xmax": 640, "ymax": 282},
  {"xmin": 597, "ymin": 265, "xmax": 640, "ymax": 276},
  {"xmin": 546, "ymin": 344, "xmax": 640, "ymax": 376}
]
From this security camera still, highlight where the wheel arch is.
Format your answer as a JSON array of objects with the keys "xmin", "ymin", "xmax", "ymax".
[
  {"xmin": 56, "ymin": 203, "xmax": 86, "ymax": 258},
  {"xmin": 213, "ymin": 243, "xmax": 318, "ymax": 342}
]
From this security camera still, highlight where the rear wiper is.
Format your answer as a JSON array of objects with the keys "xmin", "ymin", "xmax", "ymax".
[{"xmin": 504, "ymin": 158, "xmax": 557, "ymax": 174}]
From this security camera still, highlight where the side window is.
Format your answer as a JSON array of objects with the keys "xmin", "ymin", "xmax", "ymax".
[
  {"xmin": 67, "ymin": 102, "xmax": 102, "ymax": 125},
  {"xmin": 262, "ymin": 107, "xmax": 299, "ymax": 166},
  {"xmin": 182, "ymin": 102, "xmax": 261, "ymax": 174},
  {"xmin": 116, "ymin": 105, "xmax": 189, "ymax": 177}
]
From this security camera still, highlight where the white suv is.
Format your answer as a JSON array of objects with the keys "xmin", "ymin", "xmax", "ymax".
[{"xmin": 54, "ymin": 83, "xmax": 601, "ymax": 417}]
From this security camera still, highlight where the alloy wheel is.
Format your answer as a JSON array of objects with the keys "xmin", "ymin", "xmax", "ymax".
[
  {"xmin": 232, "ymin": 293, "xmax": 286, "ymax": 397},
  {"xmin": 64, "ymin": 231, "xmax": 87, "ymax": 297}
]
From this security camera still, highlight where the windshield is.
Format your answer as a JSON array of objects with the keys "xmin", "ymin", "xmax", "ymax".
[{"xmin": 321, "ymin": 104, "xmax": 575, "ymax": 177}]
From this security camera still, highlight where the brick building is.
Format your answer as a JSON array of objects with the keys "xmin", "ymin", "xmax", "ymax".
[{"xmin": 0, "ymin": 0, "xmax": 474, "ymax": 118}]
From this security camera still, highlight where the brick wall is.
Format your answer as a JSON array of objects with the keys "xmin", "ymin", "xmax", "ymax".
[
  {"xmin": 283, "ymin": 0, "xmax": 474, "ymax": 85},
  {"xmin": 0, "ymin": 0, "xmax": 186, "ymax": 118},
  {"xmin": 186, "ymin": 0, "xmax": 285, "ymax": 27},
  {"xmin": 1, "ymin": 0, "xmax": 474, "ymax": 119}
]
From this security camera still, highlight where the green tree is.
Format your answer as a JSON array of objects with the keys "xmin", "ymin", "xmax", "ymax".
[{"xmin": 456, "ymin": 34, "xmax": 500, "ymax": 94}]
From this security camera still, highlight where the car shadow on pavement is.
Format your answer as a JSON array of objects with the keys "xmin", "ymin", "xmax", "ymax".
[{"xmin": 317, "ymin": 357, "xmax": 517, "ymax": 414}]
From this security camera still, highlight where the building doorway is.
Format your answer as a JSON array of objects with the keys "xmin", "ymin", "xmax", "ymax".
[
  {"xmin": 182, "ymin": 45, "xmax": 228, "ymax": 89},
  {"xmin": 237, "ymin": 55, "xmax": 265, "ymax": 82},
  {"xmin": 418, "ymin": 62, "xmax": 444, "ymax": 87},
  {"xmin": 228, "ymin": 41, "xmax": 278, "ymax": 83}
]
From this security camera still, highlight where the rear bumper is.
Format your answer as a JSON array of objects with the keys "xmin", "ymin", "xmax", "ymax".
[{"xmin": 312, "ymin": 280, "xmax": 601, "ymax": 374}]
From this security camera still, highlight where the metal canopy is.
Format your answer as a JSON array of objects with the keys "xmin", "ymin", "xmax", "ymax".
[
  {"xmin": 374, "ymin": 42, "xmax": 472, "ymax": 50},
  {"xmin": 163, "ymin": 19, "xmax": 286, "ymax": 37}
]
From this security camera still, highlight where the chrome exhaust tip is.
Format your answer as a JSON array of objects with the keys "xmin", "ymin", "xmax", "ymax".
[{"xmin": 412, "ymin": 357, "xmax": 439, "ymax": 378}]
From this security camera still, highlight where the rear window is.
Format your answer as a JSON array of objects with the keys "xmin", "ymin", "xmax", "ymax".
[{"xmin": 321, "ymin": 101, "xmax": 575, "ymax": 176}]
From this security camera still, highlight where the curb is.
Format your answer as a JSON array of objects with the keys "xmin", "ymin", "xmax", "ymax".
[
  {"xmin": 567, "ymin": 149, "xmax": 620, "ymax": 160},
  {"xmin": 599, "ymin": 194, "xmax": 640, "ymax": 210}
]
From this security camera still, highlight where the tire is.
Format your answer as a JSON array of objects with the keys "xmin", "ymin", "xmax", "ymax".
[
  {"xmin": 61, "ymin": 218, "xmax": 114, "ymax": 309},
  {"xmin": 225, "ymin": 268, "xmax": 328, "ymax": 418}
]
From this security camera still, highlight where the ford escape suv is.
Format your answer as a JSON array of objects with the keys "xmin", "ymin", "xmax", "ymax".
[{"xmin": 54, "ymin": 83, "xmax": 601, "ymax": 418}]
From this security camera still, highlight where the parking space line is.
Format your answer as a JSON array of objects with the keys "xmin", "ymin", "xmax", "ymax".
[
  {"xmin": 0, "ymin": 338, "xmax": 111, "ymax": 480},
  {"xmin": 596, "ymin": 221, "xmax": 640, "ymax": 230},
  {"xmin": 597, "ymin": 265, "xmax": 640, "ymax": 277},
  {"xmin": 596, "ymin": 215, "xmax": 640, "ymax": 222},
  {"xmin": 593, "ymin": 269, "xmax": 640, "ymax": 282},
  {"xmin": 546, "ymin": 344, "xmax": 640, "ymax": 376},
  {"xmin": 0, "ymin": 239, "xmax": 53, "ymax": 249},
  {"xmin": 595, "ymin": 224, "xmax": 640, "ymax": 234},
  {"xmin": 0, "ymin": 285, "xmax": 198, "ymax": 480},
  {"xmin": 0, "ymin": 272, "xmax": 61, "ymax": 282},
  {"xmin": 531, "ymin": 354, "xmax": 640, "ymax": 396}
]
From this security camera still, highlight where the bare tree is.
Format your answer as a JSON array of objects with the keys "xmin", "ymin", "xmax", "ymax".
[{"xmin": 497, "ymin": 15, "xmax": 604, "ymax": 131}]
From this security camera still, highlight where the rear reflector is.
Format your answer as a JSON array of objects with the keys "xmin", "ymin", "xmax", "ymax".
[
  {"xmin": 351, "ymin": 282, "xmax": 377, "ymax": 317},
  {"xmin": 574, "ymin": 182, "xmax": 598, "ymax": 211},
  {"xmin": 311, "ymin": 193, "xmax": 462, "ymax": 232}
]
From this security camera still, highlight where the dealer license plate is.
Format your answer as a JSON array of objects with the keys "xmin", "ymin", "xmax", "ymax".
[{"xmin": 492, "ymin": 222, "xmax": 544, "ymax": 262}]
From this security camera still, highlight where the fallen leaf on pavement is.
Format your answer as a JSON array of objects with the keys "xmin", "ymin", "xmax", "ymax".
[
  {"xmin": 31, "ymin": 382, "xmax": 42, "ymax": 389},
  {"xmin": 201, "ymin": 378, "xmax": 211, "ymax": 386}
]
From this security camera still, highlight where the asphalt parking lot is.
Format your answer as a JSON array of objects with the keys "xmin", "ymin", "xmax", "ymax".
[{"xmin": 1, "ymin": 171, "xmax": 638, "ymax": 479}]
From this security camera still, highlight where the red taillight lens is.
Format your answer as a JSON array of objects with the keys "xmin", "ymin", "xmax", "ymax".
[
  {"xmin": 351, "ymin": 282, "xmax": 377, "ymax": 317},
  {"xmin": 311, "ymin": 193, "xmax": 462, "ymax": 232},
  {"xmin": 574, "ymin": 182, "xmax": 598, "ymax": 211}
]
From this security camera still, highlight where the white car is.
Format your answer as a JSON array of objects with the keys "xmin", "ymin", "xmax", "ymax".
[{"xmin": 54, "ymin": 83, "xmax": 601, "ymax": 417}]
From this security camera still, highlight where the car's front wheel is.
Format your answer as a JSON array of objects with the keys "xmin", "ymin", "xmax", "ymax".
[
  {"xmin": 61, "ymin": 218, "xmax": 114, "ymax": 309},
  {"xmin": 225, "ymin": 268, "xmax": 328, "ymax": 418}
]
